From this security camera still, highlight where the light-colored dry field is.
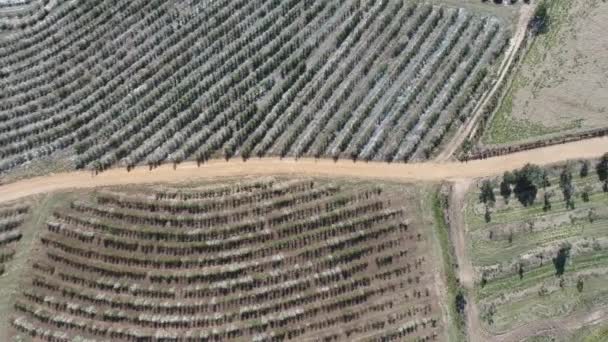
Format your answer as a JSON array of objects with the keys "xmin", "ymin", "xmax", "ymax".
[{"xmin": 484, "ymin": 0, "xmax": 608, "ymax": 145}]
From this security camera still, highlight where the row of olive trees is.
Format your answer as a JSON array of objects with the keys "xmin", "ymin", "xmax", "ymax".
[{"xmin": 480, "ymin": 154, "xmax": 608, "ymax": 217}]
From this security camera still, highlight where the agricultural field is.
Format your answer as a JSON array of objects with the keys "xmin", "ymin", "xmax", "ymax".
[
  {"xmin": 0, "ymin": 201, "xmax": 28, "ymax": 275},
  {"xmin": 1, "ymin": 177, "xmax": 452, "ymax": 341},
  {"xmin": 0, "ymin": 0, "xmax": 52, "ymax": 33},
  {"xmin": 482, "ymin": 0, "xmax": 608, "ymax": 146},
  {"xmin": 3, "ymin": 0, "xmax": 608, "ymax": 340},
  {"xmin": 0, "ymin": 0, "xmax": 509, "ymax": 177},
  {"xmin": 464, "ymin": 156, "xmax": 608, "ymax": 339}
]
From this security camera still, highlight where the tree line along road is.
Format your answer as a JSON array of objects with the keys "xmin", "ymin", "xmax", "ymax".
[{"xmin": 0, "ymin": 136, "xmax": 607, "ymax": 204}]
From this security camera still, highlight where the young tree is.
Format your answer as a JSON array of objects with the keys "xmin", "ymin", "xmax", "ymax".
[
  {"xmin": 552, "ymin": 243, "xmax": 571, "ymax": 276},
  {"xmin": 455, "ymin": 290, "xmax": 467, "ymax": 316},
  {"xmin": 580, "ymin": 161, "xmax": 589, "ymax": 178},
  {"xmin": 560, "ymin": 168, "xmax": 575, "ymax": 209},
  {"xmin": 500, "ymin": 178, "xmax": 512, "ymax": 204},
  {"xmin": 484, "ymin": 205, "xmax": 492, "ymax": 223},
  {"xmin": 481, "ymin": 303, "xmax": 496, "ymax": 325},
  {"xmin": 588, "ymin": 209, "xmax": 596, "ymax": 223},
  {"xmin": 543, "ymin": 191, "xmax": 552, "ymax": 212},
  {"xmin": 597, "ymin": 153, "xmax": 608, "ymax": 190},
  {"xmin": 541, "ymin": 170, "xmax": 551, "ymax": 189},
  {"xmin": 481, "ymin": 272, "xmax": 488, "ymax": 288},
  {"xmin": 581, "ymin": 185, "xmax": 592, "ymax": 202},
  {"xmin": 597, "ymin": 153, "xmax": 608, "ymax": 180},
  {"xmin": 577, "ymin": 276, "xmax": 584, "ymax": 293},
  {"xmin": 480, "ymin": 180, "xmax": 496, "ymax": 205}
]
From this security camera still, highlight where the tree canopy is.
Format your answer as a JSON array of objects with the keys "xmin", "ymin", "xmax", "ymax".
[
  {"xmin": 513, "ymin": 164, "xmax": 543, "ymax": 207},
  {"xmin": 559, "ymin": 168, "xmax": 574, "ymax": 209},
  {"xmin": 597, "ymin": 153, "xmax": 608, "ymax": 182},
  {"xmin": 480, "ymin": 180, "xmax": 496, "ymax": 205},
  {"xmin": 530, "ymin": 1, "xmax": 549, "ymax": 34},
  {"xmin": 580, "ymin": 161, "xmax": 589, "ymax": 178},
  {"xmin": 553, "ymin": 243, "xmax": 571, "ymax": 276}
]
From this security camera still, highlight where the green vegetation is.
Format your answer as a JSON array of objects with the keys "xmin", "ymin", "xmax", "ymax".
[
  {"xmin": 431, "ymin": 190, "xmax": 466, "ymax": 341},
  {"xmin": 570, "ymin": 324, "xmax": 608, "ymax": 342},
  {"xmin": 466, "ymin": 157, "xmax": 608, "ymax": 333}
]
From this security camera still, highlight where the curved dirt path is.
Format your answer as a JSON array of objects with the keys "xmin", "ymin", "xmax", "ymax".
[
  {"xmin": 436, "ymin": 4, "xmax": 536, "ymax": 162},
  {"xmin": 0, "ymin": 136, "xmax": 606, "ymax": 204}
]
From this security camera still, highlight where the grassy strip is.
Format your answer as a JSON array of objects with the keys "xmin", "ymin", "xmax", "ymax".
[
  {"xmin": 0, "ymin": 193, "xmax": 72, "ymax": 340},
  {"xmin": 489, "ymin": 275, "xmax": 608, "ymax": 334},
  {"xmin": 478, "ymin": 249, "xmax": 608, "ymax": 300},
  {"xmin": 467, "ymin": 173, "xmax": 608, "ymax": 229},
  {"xmin": 482, "ymin": 0, "xmax": 580, "ymax": 145},
  {"xmin": 431, "ymin": 189, "xmax": 466, "ymax": 342},
  {"xmin": 573, "ymin": 324, "xmax": 608, "ymax": 342}
]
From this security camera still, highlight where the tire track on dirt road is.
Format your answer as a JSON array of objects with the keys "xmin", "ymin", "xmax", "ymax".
[{"xmin": 0, "ymin": 135, "xmax": 606, "ymax": 204}]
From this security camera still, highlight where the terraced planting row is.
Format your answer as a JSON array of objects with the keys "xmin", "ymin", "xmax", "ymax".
[
  {"xmin": 466, "ymin": 159, "xmax": 608, "ymax": 333},
  {"xmin": 0, "ymin": 0, "xmax": 507, "ymax": 175},
  {"xmin": 0, "ymin": 202, "xmax": 28, "ymax": 275},
  {"xmin": 0, "ymin": 0, "xmax": 53, "ymax": 32},
  {"xmin": 10, "ymin": 178, "xmax": 444, "ymax": 341}
]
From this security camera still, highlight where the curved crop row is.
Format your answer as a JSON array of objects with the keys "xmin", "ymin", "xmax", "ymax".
[{"xmin": 10, "ymin": 179, "xmax": 440, "ymax": 341}]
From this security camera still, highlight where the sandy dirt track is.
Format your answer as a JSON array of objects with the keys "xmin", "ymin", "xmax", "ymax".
[
  {"xmin": 436, "ymin": 4, "xmax": 535, "ymax": 161},
  {"xmin": 0, "ymin": 136, "xmax": 606, "ymax": 204}
]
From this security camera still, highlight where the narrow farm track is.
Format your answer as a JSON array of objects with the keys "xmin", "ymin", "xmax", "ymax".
[
  {"xmin": 449, "ymin": 179, "xmax": 492, "ymax": 342},
  {"xmin": 435, "ymin": 4, "xmax": 536, "ymax": 162},
  {"xmin": 0, "ymin": 136, "xmax": 606, "ymax": 204}
]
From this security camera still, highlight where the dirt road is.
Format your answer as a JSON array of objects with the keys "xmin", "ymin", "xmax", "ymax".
[
  {"xmin": 448, "ymin": 179, "xmax": 490, "ymax": 342},
  {"xmin": 436, "ymin": 4, "xmax": 536, "ymax": 162},
  {"xmin": 0, "ymin": 136, "xmax": 606, "ymax": 204}
]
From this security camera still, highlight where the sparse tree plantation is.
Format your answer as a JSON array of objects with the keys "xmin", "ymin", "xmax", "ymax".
[
  {"xmin": 5, "ymin": 178, "xmax": 447, "ymax": 341},
  {"xmin": 466, "ymin": 158, "xmax": 608, "ymax": 334},
  {"xmin": 0, "ymin": 0, "xmax": 507, "ymax": 175}
]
